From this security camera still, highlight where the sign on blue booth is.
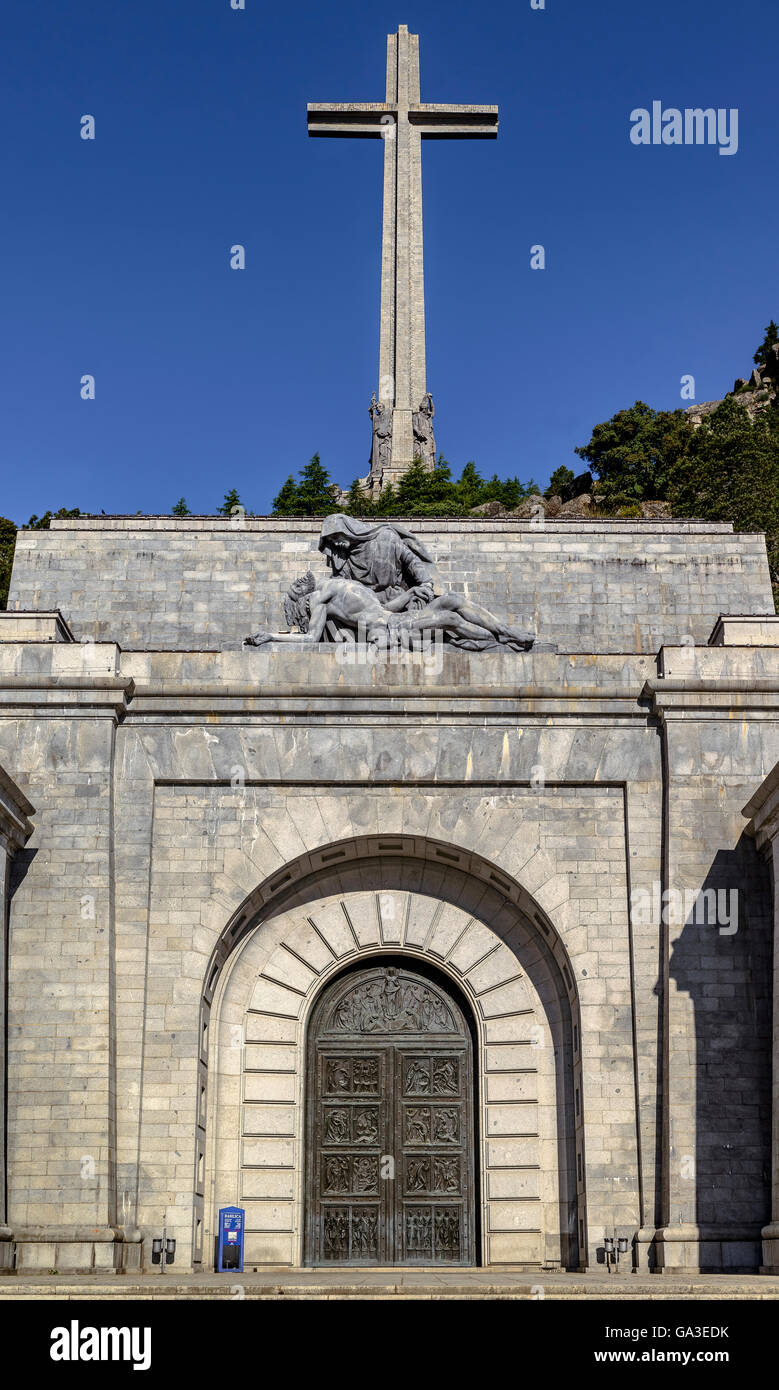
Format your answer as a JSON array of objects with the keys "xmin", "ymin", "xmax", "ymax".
[{"xmin": 217, "ymin": 1206, "xmax": 245, "ymax": 1273}]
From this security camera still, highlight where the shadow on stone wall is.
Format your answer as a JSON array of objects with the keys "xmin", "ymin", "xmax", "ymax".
[
  {"xmin": 668, "ymin": 836, "xmax": 772, "ymax": 1268},
  {"xmin": 8, "ymin": 846, "xmax": 36, "ymax": 897}
]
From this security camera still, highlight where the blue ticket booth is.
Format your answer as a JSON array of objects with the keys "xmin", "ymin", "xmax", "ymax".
[{"xmin": 217, "ymin": 1206, "xmax": 245, "ymax": 1273}]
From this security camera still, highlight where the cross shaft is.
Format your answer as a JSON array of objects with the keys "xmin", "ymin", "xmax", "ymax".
[{"xmin": 307, "ymin": 25, "xmax": 498, "ymax": 490}]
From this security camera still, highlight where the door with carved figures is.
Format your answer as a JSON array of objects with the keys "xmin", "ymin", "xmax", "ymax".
[{"xmin": 305, "ymin": 963, "xmax": 476, "ymax": 1265}]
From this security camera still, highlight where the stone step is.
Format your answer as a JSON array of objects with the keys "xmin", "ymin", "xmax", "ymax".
[{"xmin": 3, "ymin": 1273, "xmax": 779, "ymax": 1300}]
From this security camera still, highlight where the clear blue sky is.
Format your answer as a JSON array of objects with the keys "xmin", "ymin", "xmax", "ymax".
[{"xmin": 1, "ymin": 0, "xmax": 777, "ymax": 520}]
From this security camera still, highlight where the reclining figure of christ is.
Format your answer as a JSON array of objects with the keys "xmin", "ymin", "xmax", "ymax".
[
  {"xmin": 246, "ymin": 571, "xmax": 545, "ymax": 653},
  {"xmin": 245, "ymin": 517, "xmax": 556, "ymax": 653}
]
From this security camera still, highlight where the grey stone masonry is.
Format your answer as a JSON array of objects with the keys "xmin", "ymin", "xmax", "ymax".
[
  {"xmin": 0, "ymin": 515, "xmax": 777, "ymax": 1276},
  {"xmin": 709, "ymin": 615, "xmax": 779, "ymax": 646},
  {"xmin": 744, "ymin": 763, "xmax": 779, "ymax": 1273},
  {"xmin": 0, "ymin": 645, "xmax": 136, "ymax": 1273},
  {"xmin": 0, "ymin": 762, "xmax": 35, "ymax": 853},
  {"xmin": 0, "ymin": 763, "xmax": 34, "ymax": 1257},
  {"xmin": 0, "ymin": 612, "xmax": 75, "ymax": 643},
  {"xmin": 7, "ymin": 517, "xmax": 774, "ymax": 654}
]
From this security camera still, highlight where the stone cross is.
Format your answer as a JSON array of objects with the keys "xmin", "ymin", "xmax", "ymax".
[{"xmin": 308, "ymin": 25, "xmax": 498, "ymax": 490}]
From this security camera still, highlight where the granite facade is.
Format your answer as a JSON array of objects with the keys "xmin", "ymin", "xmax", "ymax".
[{"xmin": 0, "ymin": 517, "xmax": 777, "ymax": 1275}]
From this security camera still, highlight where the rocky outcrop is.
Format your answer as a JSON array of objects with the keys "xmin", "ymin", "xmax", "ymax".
[
  {"xmin": 510, "ymin": 494, "xmax": 561, "ymax": 519},
  {"xmin": 469, "ymin": 501, "xmax": 507, "ymax": 517},
  {"xmin": 558, "ymin": 493, "xmax": 592, "ymax": 517},
  {"xmin": 509, "ymin": 493, "xmax": 671, "ymax": 520},
  {"xmin": 687, "ymin": 341, "xmax": 779, "ymax": 428}
]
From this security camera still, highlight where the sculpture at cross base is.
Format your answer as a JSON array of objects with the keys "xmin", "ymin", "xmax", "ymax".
[
  {"xmin": 369, "ymin": 393, "xmax": 393, "ymax": 476},
  {"xmin": 245, "ymin": 515, "xmax": 557, "ymax": 653},
  {"xmin": 412, "ymin": 393, "xmax": 436, "ymax": 472}
]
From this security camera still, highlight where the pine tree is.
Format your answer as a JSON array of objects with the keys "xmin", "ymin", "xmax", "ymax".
[
  {"xmin": 218, "ymin": 488, "xmax": 244, "ymax": 516},
  {"xmin": 754, "ymin": 320, "xmax": 779, "ymax": 368},
  {"xmin": 295, "ymin": 454, "xmax": 337, "ymax": 515},
  {"xmin": 332, "ymin": 458, "xmax": 544, "ymax": 519},
  {"xmin": 455, "ymin": 462, "xmax": 484, "ymax": 509},
  {"xmin": 497, "ymin": 476, "xmax": 525, "ymax": 509},
  {"xmin": 0, "ymin": 516, "xmax": 16, "ymax": 610},
  {"xmin": 374, "ymin": 483, "xmax": 398, "ymax": 515},
  {"xmin": 545, "ymin": 466, "xmax": 575, "ymax": 499},
  {"xmin": 344, "ymin": 479, "xmax": 370, "ymax": 516},
  {"xmin": 272, "ymin": 475, "xmax": 301, "ymax": 515},
  {"xmin": 480, "ymin": 472, "xmax": 505, "ymax": 502},
  {"xmin": 423, "ymin": 457, "xmax": 457, "ymax": 509},
  {"xmin": 394, "ymin": 461, "xmax": 434, "ymax": 513},
  {"xmin": 172, "ymin": 498, "xmax": 191, "ymax": 516},
  {"xmin": 668, "ymin": 395, "xmax": 779, "ymax": 607}
]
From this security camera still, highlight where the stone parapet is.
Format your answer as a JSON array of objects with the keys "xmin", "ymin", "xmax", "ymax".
[
  {"xmin": 7, "ymin": 517, "xmax": 772, "ymax": 654},
  {"xmin": 0, "ymin": 1226, "xmax": 142, "ymax": 1274},
  {"xmin": 709, "ymin": 615, "xmax": 779, "ymax": 646},
  {"xmin": 0, "ymin": 611, "xmax": 75, "ymax": 643}
]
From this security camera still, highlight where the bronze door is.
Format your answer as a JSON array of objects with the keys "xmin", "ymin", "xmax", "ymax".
[{"xmin": 305, "ymin": 964, "xmax": 476, "ymax": 1266}]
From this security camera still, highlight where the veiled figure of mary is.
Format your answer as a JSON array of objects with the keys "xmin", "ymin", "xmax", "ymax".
[{"xmin": 318, "ymin": 514, "xmax": 439, "ymax": 608}]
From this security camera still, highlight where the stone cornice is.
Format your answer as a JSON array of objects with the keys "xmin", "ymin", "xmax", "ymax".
[
  {"xmin": 45, "ymin": 516, "xmax": 739, "ymax": 535},
  {"xmin": 126, "ymin": 680, "xmax": 651, "ymax": 721},
  {"xmin": 642, "ymin": 677, "xmax": 779, "ymax": 718},
  {"xmin": 0, "ymin": 675, "xmax": 134, "ymax": 719}
]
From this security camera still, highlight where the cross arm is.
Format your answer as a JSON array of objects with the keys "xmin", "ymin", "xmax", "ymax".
[
  {"xmin": 410, "ymin": 104, "xmax": 499, "ymax": 138},
  {"xmin": 307, "ymin": 103, "xmax": 394, "ymax": 138}
]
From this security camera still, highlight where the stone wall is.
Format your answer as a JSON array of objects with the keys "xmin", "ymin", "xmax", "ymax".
[
  {"xmin": 0, "ymin": 713, "xmax": 121, "ymax": 1271},
  {"xmin": 7, "ymin": 517, "xmax": 774, "ymax": 654},
  {"xmin": 1, "ymin": 520, "xmax": 777, "ymax": 1275},
  {"xmin": 138, "ymin": 780, "xmax": 635, "ymax": 1270},
  {"xmin": 744, "ymin": 763, "xmax": 779, "ymax": 1273},
  {"xmin": 0, "ymin": 763, "xmax": 34, "ymax": 1264}
]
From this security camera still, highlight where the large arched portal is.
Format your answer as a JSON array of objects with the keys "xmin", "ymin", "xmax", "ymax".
[
  {"xmin": 305, "ymin": 959, "xmax": 477, "ymax": 1265},
  {"xmin": 199, "ymin": 842, "xmax": 586, "ymax": 1272}
]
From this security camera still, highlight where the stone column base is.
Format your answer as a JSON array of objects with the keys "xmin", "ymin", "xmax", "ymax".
[
  {"xmin": 760, "ymin": 1222, "xmax": 779, "ymax": 1273},
  {"xmin": 0, "ymin": 1226, "xmax": 142, "ymax": 1274},
  {"xmin": 634, "ymin": 1226, "xmax": 658, "ymax": 1272},
  {"xmin": 0, "ymin": 1226, "xmax": 13, "ymax": 1272},
  {"xmin": 654, "ymin": 1223, "xmax": 762, "ymax": 1273}
]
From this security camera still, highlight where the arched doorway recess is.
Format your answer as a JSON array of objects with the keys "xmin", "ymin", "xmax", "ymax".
[{"xmin": 305, "ymin": 958, "xmax": 477, "ymax": 1265}]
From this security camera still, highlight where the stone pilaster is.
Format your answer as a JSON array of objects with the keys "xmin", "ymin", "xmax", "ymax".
[
  {"xmin": 743, "ymin": 762, "xmax": 779, "ymax": 1272},
  {"xmin": 0, "ymin": 640, "xmax": 137, "ymax": 1272},
  {"xmin": 644, "ymin": 632, "xmax": 779, "ymax": 1273}
]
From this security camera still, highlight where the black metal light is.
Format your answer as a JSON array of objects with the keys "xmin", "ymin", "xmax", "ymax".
[
  {"xmin": 151, "ymin": 1224, "xmax": 175, "ymax": 1272},
  {"xmin": 604, "ymin": 1232, "xmax": 631, "ymax": 1272}
]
